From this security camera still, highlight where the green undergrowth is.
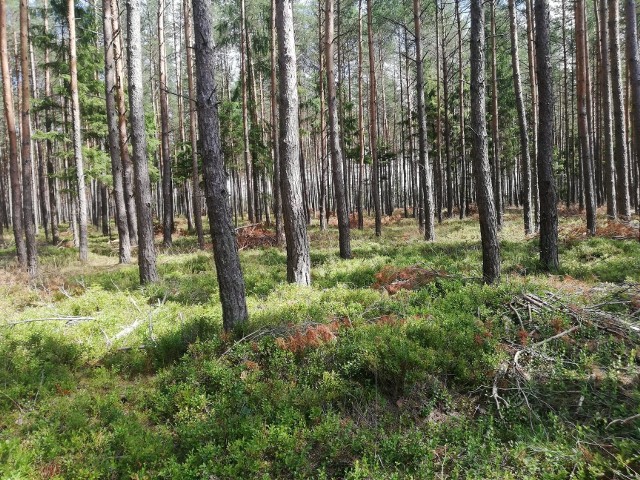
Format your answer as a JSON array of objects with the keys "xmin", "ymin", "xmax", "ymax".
[{"xmin": 1, "ymin": 211, "xmax": 639, "ymax": 478}]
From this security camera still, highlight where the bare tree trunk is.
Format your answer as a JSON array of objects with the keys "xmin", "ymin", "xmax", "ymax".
[
  {"xmin": 318, "ymin": 0, "xmax": 328, "ymax": 231},
  {"xmin": 0, "ymin": 0, "xmax": 26, "ymax": 266},
  {"xmin": 490, "ymin": 0, "xmax": 503, "ymax": 229},
  {"xmin": 625, "ymin": 0, "xmax": 640, "ymax": 221},
  {"xmin": 470, "ymin": 0, "xmax": 500, "ymax": 283},
  {"xmin": 192, "ymin": 0, "xmax": 249, "ymax": 330},
  {"xmin": 599, "ymin": 0, "xmax": 617, "ymax": 218},
  {"xmin": 111, "ymin": 0, "xmax": 138, "ymax": 244},
  {"xmin": 240, "ymin": 0, "xmax": 255, "ymax": 223},
  {"xmin": 103, "ymin": 0, "xmax": 131, "ymax": 263},
  {"xmin": 356, "ymin": 0, "xmax": 365, "ymax": 230},
  {"xmin": 68, "ymin": 0, "xmax": 88, "ymax": 263},
  {"xmin": 366, "ymin": 0, "xmax": 381, "ymax": 236},
  {"xmin": 158, "ymin": 0, "xmax": 173, "ymax": 247},
  {"xmin": 126, "ymin": 0, "xmax": 159, "ymax": 283},
  {"xmin": 508, "ymin": 0, "xmax": 532, "ymax": 234},
  {"xmin": 536, "ymin": 0, "xmax": 559, "ymax": 270},
  {"xmin": 326, "ymin": 0, "xmax": 351, "ymax": 258},
  {"xmin": 576, "ymin": 0, "xmax": 597, "ymax": 234},
  {"xmin": 456, "ymin": 0, "xmax": 467, "ymax": 219},
  {"xmin": 276, "ymin": 0, "xmax": 311, "ymax": 285},
  {"xmin": 184, "ymin": 0, "xmax": 204, "ymax": 249},
  {"xmin": 413, "ymin": 0, "xmax": 435, "ymax": 240},
  {"xmin": 526, "ymin": 0, "xmax": 540, "ymax": 228},
  {"xmin": 608, "ymin": 0, "xmax": 631, "ymax": 218},
  {"xmin": 271, "ymin": 0, "xmax": 285, "ymax": 245},
  {"xmin": 20, "ymin": 0, "xmax": 37, "ymax": 275}
]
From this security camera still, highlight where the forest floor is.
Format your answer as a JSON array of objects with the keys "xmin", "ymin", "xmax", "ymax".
[{"xmin": 1, "ymin": 209, "xmax": 639, "ymax": 479}]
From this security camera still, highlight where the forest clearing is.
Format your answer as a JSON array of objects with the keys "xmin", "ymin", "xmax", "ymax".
[{"xmin": 1, "ymin": 211, "xmax": 639, "ymax": 478}]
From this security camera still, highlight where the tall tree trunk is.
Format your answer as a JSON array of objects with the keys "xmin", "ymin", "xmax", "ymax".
[
  {"xmin": 326, "ymin": 0, "xmax": 351, "ymax": 258},
  {"xmin": 103, "ymin": 0, "xmax": 131, "ymax": 263},
  {"xmin": 535, "ymin": 0, "xmax": 559, "ymax": 270},
  {"xmin": 318, "ymin": 0, "xmax": 328, "ymax": 231},
  {"xmin": 276, "ymin": 0, "xmax": 311, "ymax": 285},
  {"xmin": 608, "ymin": 0, "xmax": 631, "ymax": 218},
  {"xmin": 470, "ymin": 0, "xmax": 500, "ymax": 283},
  {"xmin": 68, "ymin": 0, "xmax": 88, "ymax": 263},
  {"xmin": 526, "ymin": 0, "xmax": 540, "ymax": 228},
  {"xmin": 20, "ymin": 0, "xmax": 37, "ymax": 275},
  {"xmin": 456, "ymin": 0, "xmax": 467, "ymax": 219},
  {"xmin": 0, "ymin": 0, "xmax": 26, "ymax": 266},
  {"xmin": 599, "ymin": 0, "xmax": 617, "ymax": 217},
  {"xmin": 491, "ymin": 0, "xmax": 503, "ymax": 229},
  {"xmin": 624, "ymin": 0, "xmax": 640, "ymax": 221},
  {"xmin": 356, "ymin": 0, "xmax": 365, "ymax": 230},
  {"xmin": 576, "ymin": 0, "xmax": 597, "ymax": 234},
  {"xmin": 184, "ymin": 0, "xmax": 204, "ymax": 249},
  {"xmin": 126, "ymin": 0, "xmax": 159, "ymax": 283},
  {"xmin": 413, "ymin": 0, "xmax": 435, "ymax": 240},
  {"xmin": 158, "ymin": 0, "xmax": 173, "ymax": 247},
  {"xmin": 366, "ymin": 0, "xmax": 381, "ymax": 236},
  {"xmin": 508, "ymin": 0, "xmax": 532, "ymax": 234},
  {"xmin": 240, "ymin": 0, "xmax": 255, "ymax": 223},
  {"xmin": 192, "ymin": 0, "xmax": 249, "ymax": 330},
  {"xmin": 271, "ymin": 0, "xmax": 285, "ymax": 245}
]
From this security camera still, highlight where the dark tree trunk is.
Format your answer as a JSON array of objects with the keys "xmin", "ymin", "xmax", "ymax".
[
  {"xmin": 625, "ymin": 0, "xmax": 640, "ymax": 221},
  {"xmin": 271, "ymin": 0, "xmax": 285, "ymax": 245},
  {"xmin": 277, "ymin": 0, "xmax": 311, "ymax": 285},
  {"xmin": 326, "ymin": 0, "xmax": 351, "ymax": 258},
  {"xmin": 535, "ymin": 0, "xmax": 559, "ymax": 270},
  {"xmin": 126, "ymin": 0, "xmax": 159, "ymax": 283},
  {"xmin": 192, "ymin": 0, "xmax": 249, "ymax": 330},
  {"xmin": 158, "ymin": 0, "xmax": 173, "ymax": 247},
  {"xmin": 103, "ymin": 0, "xmax": 131, "ymax": 263},
  {"xmin": 491, "ymin": 0, "xmax": 503, "ymax": 229}
]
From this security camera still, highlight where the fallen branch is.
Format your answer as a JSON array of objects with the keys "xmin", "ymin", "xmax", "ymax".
[
  {"xmin": 4, "ymin": 316, "xmax": 96, "ymax": 327},
  {"xmin": 606, "ymin": 413, "xmax": 640, "ymax": 429}
]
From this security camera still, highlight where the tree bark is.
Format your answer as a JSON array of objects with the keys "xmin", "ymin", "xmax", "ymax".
[
  {"xmin": 326, "ymin": 0, "xmax": 351, "ymax": 258},
  {"xmin": 413, "ymin": 0, "xmax": 435, "ymax": 240},
  {"xmin": 491, "ymin": 0, "xmax": 503, "ymax": 229},
  {"xmin": 0, "ymin": 0, "xmax": 26, "ymax": 266},
  {"xmin": 103, "ymin": 0, "xmax": 131, "ymax": 263},
  {"xmin": 158, "ymin": 0, "xmax": 173, "ymax": 247},
  {"xmin": 271, "ymin": 0, "xmax": 285, "ymax": 245},
  {"xmin": 68, "ymin": 0, "xmax": 89, "ymax": 263},
  {"xmin": 192, "ymin": 0, "xmax": 249, "ymax": 330},
  {"xmin": 356, "ymin": 0, "xmax": 365, "ymax": 230},
  {"xmin": 276, "ymin": 0, "xmax": 311, "ymax": 285},
  {"xmin": 240, "ymin": 0, "xmax": 255, "ymax": 223},
  {"xmin": 624, "ymin": 0, "xmax": 640, "ymax": 221},
  {"xmin": 470, "ymin": 0, "xmax": 500, "ymax": 283},
  {"xmin": 456, "ymin": 0, "xmax": 467, "ymax": 219},
  {"xmin": 535, "ymin": 0, "xmax": 559, "ymax": 270},
  {"xmin": 366, "ymin": 0, "xmax": 381, "ymax": 236},
  {"xmin": 126, "ymin": 0, "xmax": 159, "ymax": 283},
  {"xmin": 20, "ymin": 0, "xmax": 37, "ymax": 275}
]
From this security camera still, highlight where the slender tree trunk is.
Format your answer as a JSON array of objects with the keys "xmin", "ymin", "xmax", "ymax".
[
  {"xmin": 271, "ymin": 0, "xmax": 285, "ymax": 245},
  {"xmin": 366, "ymin": 0, "xmax": 381, "ymax": 236},
  {"xmin": 103, "ymin": 0, "xmax": 131, "ymax": 263},
  {"xmin": 126, "ymin": 0, "xmax": 159, "ymax": 283},
  {"xmin": 576, "ymin": 0, "xmax": 597, "ymax": 234},
  {"xmin": 536, "ymin": 0, "xmax": 559, "ymax": 270},
  {"xmin": 192, "ymin": 0, "xmax": 249, "ymax": 330},
  {"xmin": 318, "ymin": 0, "xmax": 328, "ymax": 231},
  {"xmin": 599, "ymin": 0, "xmax": 617, "ymax": 218},
  {"xmin": 277, "ymin": 0, "xmax": 311, "ymax": 285},
  {"xmin": 526, "ymin": 0, "xmax": 540, "ymax": 228},
  {"xmin": 608, "ymin": 0, "xmax": 631, "ymax": 218},
  {"xmin": 356, "ymin": 0, "xmax": 365, "ymax": 230},
  {"xmin": 20, "ymin": 0, "xmax": 37, "ymax": 275},
  {"xmin": 508, "ymin": 0, "xmax": 532, "ymax": 234},
  {"xmin": 326, "ymin": 0, "xmax": 351, "ymax": 258},
  {"xmin": 68, "ymin": 0, "xmax": 88, "ymax": 263},
  {"xmin": 470, "ymin": 0, "xmax": 500, "ymax": 283},
  {"xmin": 0, "ymin": 0, "xmax": 26, "ymax": 266},
  {"xmin": 414, "ymin": 0, "xmax": 435, "ymax": 240},
  {"xmin": 491, "ymin": 0, "xmax": 503, "ymax": 229},
  {"xmin": 184, "ymin": 0, "xmax": 204, "ymax": 249},
  {"xmin": 158, "ymin": 0, "xmax": 173, "ymax": 246},
  {"xmin": 624, "ymin": 0, "xmax": 640, "ymax": 221},
  {"xmin": 456, "ymin": 0, "xmax": 467, "ymax": 219},
  {"xmin": 240, "ymin": 0, "xmax": 254, "ymax": 223}
]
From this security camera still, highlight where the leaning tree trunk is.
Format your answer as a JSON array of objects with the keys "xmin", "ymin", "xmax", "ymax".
[
  {"xmin": 68, "ymin": 0, "xmax": 89, "ymax": 263},
  {"xmin": 192, "ymin": 0, "xmax": 249, "ymax": 330},
  {"xmin": 103, "ymin": 0, "xmax": 131, "ymax": 263},
  {"xmin": 126, "ymin": 0, "xmax": 159, "ymax": 283},
  {"xmin": 0, "ymin": 0, "xmax": 26, "ymax": 266},
  {"xmin": 608, "ymin": 0, "xmax": 631, "ymax": 218},
  {"xmin": 508, "ymin": 0, "xmax": 532, "ymax": 234},
  {"xmin": 470, "ymin": 0, "xmax": 500, "ymax": 284},
  {"xmin": 413, "ymin": 0, "xmax": 435, "ymax": 240},
  {"xmin": 20, "ymin": 0, "xmax": 37, "ymax": 275},
  {"xmin": 535, "ymin": 0, "xmax": 559, "ymax": 270},
  {"xmin": 576, "ymin": 0, "xmax": 597, "ymax": 234},
  {"xmin": 276, "ymin": 0, "xmax": 311, "ymax": 285},
  {"xmin": 158, "ymin": 0, "xmax": 173, "ymax": 247},
  {"xmin": 325, "ymin": 0, "xmax": 351, "ymax": 258}
]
